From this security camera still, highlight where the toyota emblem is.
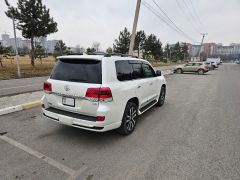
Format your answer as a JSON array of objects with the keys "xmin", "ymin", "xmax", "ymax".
[{"xmin": 64, "ymin": 85, "xmax": 70, "ymax": 91}]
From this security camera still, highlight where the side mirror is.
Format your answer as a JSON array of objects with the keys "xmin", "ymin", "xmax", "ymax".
[{"xmin": 156, "ymin": 70, "xmax": 162, "ymax": 76}]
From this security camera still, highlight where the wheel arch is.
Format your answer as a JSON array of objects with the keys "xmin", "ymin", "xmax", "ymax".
[
  {"xmin": 176, "ymin": 68, "xmax": 183, "ymax": 73},
  {"xmin": 126, "ymin": 97, "xmax": 139, "ymax": 109},
  {"xmin": 197, "ymin": 68, "xmax": 205, "ymax": 73},
  {"xmin": 160, "ymin": 84, "xmax": 166, "ymax": 96}
]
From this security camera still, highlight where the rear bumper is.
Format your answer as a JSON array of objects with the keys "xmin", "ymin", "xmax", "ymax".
[{"xmin": 42, "ymin": 107, "xmax": 121, "ymax": 132}]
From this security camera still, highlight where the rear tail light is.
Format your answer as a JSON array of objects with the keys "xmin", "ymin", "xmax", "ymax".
[
  {"xmin": 96, "ymin": 116, "xmax": 105, "ymax": 122},
  {"xmin": 204, "ymin": 65, "xmax": 209, "ymax": 70},
  {"xmin": 85, "ymin": 87, "xmax": 113, "ymax": 102},
  {"xmin": 43, "ymin": 82, "xmax": 52, "ymax": 93}
]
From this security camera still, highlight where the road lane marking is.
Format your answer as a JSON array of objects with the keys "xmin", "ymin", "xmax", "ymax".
[
  {"xmin": 0, "ymin": 83, "xmax": 40, "ymax": 91},
  {"xmin": 65, "ymin": 166, "xmax": 88, "ymax": 180},
  {"xmin": 0, "ymin": 135, "xmax": 76, "ymax": 176}
]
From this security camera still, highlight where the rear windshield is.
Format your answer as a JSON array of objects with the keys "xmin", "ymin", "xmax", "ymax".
[{"xmin": 51, "ymin": 59, "xmax": 102, "ymax": 84}]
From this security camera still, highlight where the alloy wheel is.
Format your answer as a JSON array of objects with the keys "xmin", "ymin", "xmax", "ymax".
[
  {"xmin": 160, "ymin": 88, "xmax": 165, "ymax": 104},
  {"xmin": 126, "ymin": 107, "xmax": 137, "ymax": 131}
]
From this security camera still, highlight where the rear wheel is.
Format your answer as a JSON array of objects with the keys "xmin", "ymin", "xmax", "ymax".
[
  {"xmin": 198, "ymin": 69, "xmax": 204, "ymax": 75},
  {"xmin": 156, "ymin": 86, "xmax": 166, "ymax": 107},
  {"xmin": 176, "ymin": 68, "xmax": 183, "ymax": 74},
  {"xmin": 117, "ymin": 102, "xmax": 138, "ymax": 135}
]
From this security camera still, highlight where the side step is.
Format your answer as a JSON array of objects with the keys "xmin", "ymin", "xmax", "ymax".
[{"xmin": 139, "ymin": 99, "xmax": 157, "ymax": 114}]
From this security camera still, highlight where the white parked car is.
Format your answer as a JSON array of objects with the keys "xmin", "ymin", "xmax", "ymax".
[
  {"xmin": 41, "ymin": 55, "xmax": 167, "ymax": 135},
  {"xmin": 205, "ymin": 61, "xmax": 215, "ymax": 70},
  {"xmin": 211, "ymin": 61, "xmax": 219, "ymax": 68},
  {"xmin": 235, "ymin": 60, "xmax": 240, "ymax": 64}
]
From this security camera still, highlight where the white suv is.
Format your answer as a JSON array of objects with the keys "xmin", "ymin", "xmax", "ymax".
[{"xmin": 41, "ymin": 55, "xmax": 166, "ymax": 135}]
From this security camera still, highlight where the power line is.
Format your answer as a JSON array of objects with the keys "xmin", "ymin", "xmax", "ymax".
[
  {"xmin": 181, "ymin": 0, "xmax": 203, "ymax": 31},
  {"xmin": 142, "ymin": 0, "xmax": 199, "ymax": 43},
  {"xmin": 151, "ymin": 0, "xmax": 185, "ymax": 34},
  {"xmin": 151, "ymin": 0, "xmax": 199, "ymax": 39},
  {"xmin": 152, "ymin": 0, "xmax": 199, "ymax": 42},
  {"xmin": 143, "ymin": 1, "xmax": 197, "ymax": 43},
  {"xmin": 174, "ymin": 0, "xmax": 201, "ymax": 34},
  {"xmin": 187, "ymin": 0, "xmax": 206, "ymax": 30}
]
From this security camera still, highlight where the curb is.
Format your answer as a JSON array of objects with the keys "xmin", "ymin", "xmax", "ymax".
[
  {"xmin": 0, "ymin": 100, "xmax": 41, "ymax": 116},
  {"xmin": 162, "ymin": 70, "xmax": 174, "ymax": 76}
]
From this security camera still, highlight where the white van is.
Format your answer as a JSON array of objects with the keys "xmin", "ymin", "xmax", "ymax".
[{"xmin": 207, "ymin": 58, "xmax": 220, "ymax": 68}]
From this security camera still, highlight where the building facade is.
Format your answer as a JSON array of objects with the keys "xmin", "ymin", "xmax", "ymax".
[{"xmin": 1, "ymin": 33, "xmax": 59, "ymax": 53}]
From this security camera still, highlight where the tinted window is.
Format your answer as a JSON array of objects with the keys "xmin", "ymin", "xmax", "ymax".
[
  {"xmin": 131, "ymin": 62, "xmax": 144, "ymax": 79},
  {"xmin": 115, "ymin": 61, "xmax": 132, "ymax": 81},
  {"xmin": 185, "ymin": 63, "xmax": 193, "ymax": 66},
  {"xmin": 142, "ymin": 63, "xmax": 156, "ymax": 78},
  {"xmin": 193, "ymin": 63, "xmax": 202, "ymax": 66},
  {"xmin": 51, "ymin": 59, "xmax": 102, "ymax": 84}
]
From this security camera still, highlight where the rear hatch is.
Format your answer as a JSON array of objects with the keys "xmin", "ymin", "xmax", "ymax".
[{"xmin": 46, "ymin": 58, "xmax": 102, "ymax": 116}]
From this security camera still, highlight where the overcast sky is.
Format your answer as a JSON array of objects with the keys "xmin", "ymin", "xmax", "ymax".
[{"xmin": 0, "ymin": 0, "xmax": 240, "ymax": 50}]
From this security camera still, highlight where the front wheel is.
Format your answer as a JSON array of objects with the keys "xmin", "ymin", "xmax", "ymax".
[
  {"xmin": 156, "ymin": 86, "xmax": 166, "ymax": 107},
  {"xmin": 117, "ymin": 102, "xmax": 138, "ymax": 135}
]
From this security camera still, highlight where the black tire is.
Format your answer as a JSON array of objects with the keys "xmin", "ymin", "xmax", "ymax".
[
  {"xmin": 176, "ymin": 68, "xmax": 183, "ymax": 74},
  {"xmin": 156, "ymin": 86, "xmax": 166, "ymax": 107},
  {"xmin": 117, "ymin": 102, "xmax": 138, "ymax": 135},
  {"xmin": 198, "ymin": 69, "xmax": 204, "ymax": 75}
]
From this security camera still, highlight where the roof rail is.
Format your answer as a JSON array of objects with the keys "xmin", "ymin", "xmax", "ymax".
[
  {"xmin": 88, "ymin": 52, "xmax": 107, "ymax": 56},
  {"xmin": 66, "ymin": 52, "xmax": 84, "ymax": 55},
  {"xmin": 83, "ymin": 52, "xmax": 139, "ymax": 58},
  {"xmin": 104, "ymin": 53, "xmax": 139, "ymax": 58}
]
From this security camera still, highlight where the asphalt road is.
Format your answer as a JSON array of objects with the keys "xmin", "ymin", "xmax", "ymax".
[
  {"xmin": 0, "ymin": 63, "xmax": 240, "ymax": 180},
  {"xmin": 0, "ymin": 76, "xmax": 49, "ymax": 97}
]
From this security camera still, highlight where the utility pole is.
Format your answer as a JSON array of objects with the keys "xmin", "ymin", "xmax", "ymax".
[
  {"xmin": 198, "ymin": 33, "xmax": 208, "ymax": 61},
  {"xmin": 129, "ymin": 0, "xmax": 142, "ymax": 55}
]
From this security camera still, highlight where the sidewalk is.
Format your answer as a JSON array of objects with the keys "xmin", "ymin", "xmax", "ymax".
[
  {"xmin": 0, "ymin": 91, "xmax": 43, "ymax": 109},
  {"xmin": 0, "ymin": 76, "xmax": 48, "ymax": 97}
]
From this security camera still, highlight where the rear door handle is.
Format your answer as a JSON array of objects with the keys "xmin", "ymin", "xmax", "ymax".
[
  {"xmin": 137, "ymin": 85, "xmax": 141, "ymax": 88},
  {"xmin": 149, "ymin": 82, "xmax": 153, "ymax": 85}
]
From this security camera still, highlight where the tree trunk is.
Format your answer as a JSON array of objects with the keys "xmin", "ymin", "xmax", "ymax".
[
  {"xmin": 0, "ymin": 57, "xmax": 3, "ymax": 68},
  {"xmin": 30, "ymin": 37, "xmax": 35, "ymax": 67}
]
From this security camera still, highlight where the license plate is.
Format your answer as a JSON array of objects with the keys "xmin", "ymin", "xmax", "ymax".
[{"xmin": 62, "ymin": 97, "xmax": 75, "ymax": 107}]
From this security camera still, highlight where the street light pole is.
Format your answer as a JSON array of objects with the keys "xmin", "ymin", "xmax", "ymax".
[
  {"xmin": 5, "ymin": 0, "xmax": 21, "ymax": 78},
  {"xmin": 12, "ymin": 17, "xmax": 21, "ymax": 78},
  {"xmin": 129, "ymin": 0, "xmax": 142, "ymax": 55}
]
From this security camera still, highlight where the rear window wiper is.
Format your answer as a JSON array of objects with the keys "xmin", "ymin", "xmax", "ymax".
[{"xmin": 68, "ymin": 79, "xmax": 87, "ymax": 82}]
